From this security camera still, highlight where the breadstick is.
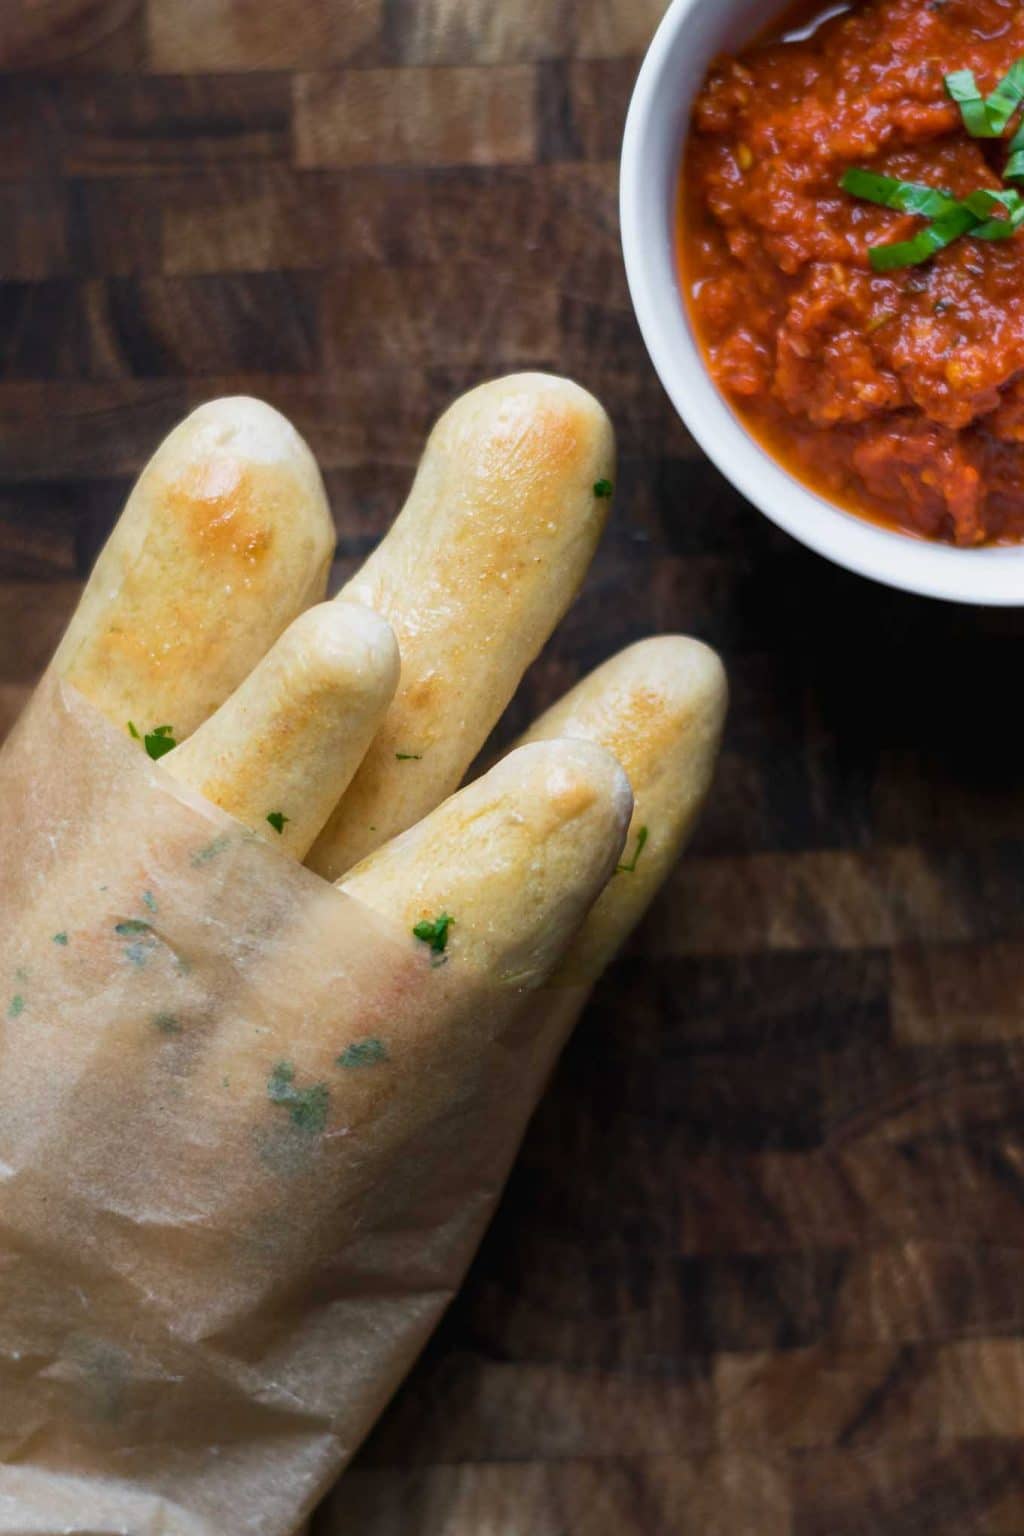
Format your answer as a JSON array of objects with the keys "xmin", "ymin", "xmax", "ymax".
[
  {"xmin": 308, "ymin": 373, "xmax": 615, "ymax": 881},
  {"xmin": 186, "ymin": 736, "xmax": 631, "ymax": 1260},
  {"xmin": 517, "ymin": 636, "xmax": 728, "ymax": 982},
  {"xmin": 340, "ymin": 739, "xmax": 633, "ymax": 987},
  {"xmin": 52, "ymin": 397, "xmax": 335, "ymax": 741},
  {"xmin": 165, "ymin": 603, "xmax": 399, "ymax": 859},
  {"xmin": 194, "ymin": 739, "xmax": 631, "ymax": 1107}
]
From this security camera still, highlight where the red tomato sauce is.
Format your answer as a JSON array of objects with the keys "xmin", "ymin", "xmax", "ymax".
[{"xmin": 680, "ymin": 0, "xmax": 1024, "ymax": 546}]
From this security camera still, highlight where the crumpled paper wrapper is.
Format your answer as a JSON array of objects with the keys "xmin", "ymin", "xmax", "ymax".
[{"xmin": 0, "ymin": 677, "xmax": 586, "ymax": 1535}]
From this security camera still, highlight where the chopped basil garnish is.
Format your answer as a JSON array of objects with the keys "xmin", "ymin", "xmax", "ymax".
[
  {"xmin": 986, "ymin": 58, "xmax": 1024, "ymax": 134},
  {"xmin": 946, "ymin": 58, "xmax": 1024, "ymax": 138},
  {"xmin": 842, "ymin": 172, "xmax": 1024, "ymax": 269},
  {"xmin": 945, "ymin": 68, "xmax": 1000, "ymax": 137},
  {"xmin": 395, "ymin": 752, "xmax": 422, "ymax": 761},
  {"xmin": 266, "ymin": 811, "xmax": 289, "ymax": 834},
  {"xmin": 840, "ymin": 59, "xmax": 1024, "ymax": 269},
  {"xmin": 593, "ymin": 478, "xmax": 614, "ymax": 498},
  {"xmin": 1006, "ymin": 116, "xmax": 1024, "ymax": 180},
  {"xmin": 971, "ymin": 190, "xmax": 1024, "ymax": 240},
  {"xmin": 840, "ymin": 168, "xmax": 959, "ymax": 219},
  {"xmin": 868, "ymin": 204, "xmax": 978, "ymax": 271}
]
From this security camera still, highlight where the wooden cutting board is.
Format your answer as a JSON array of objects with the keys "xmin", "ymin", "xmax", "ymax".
[{"xmin": 4, "ymin": 3, "xmax": 1024, "ymax": 1532}]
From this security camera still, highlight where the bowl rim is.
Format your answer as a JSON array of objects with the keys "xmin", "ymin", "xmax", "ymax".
[{"xmin": 619, "ymin": 0, "xmax": 1024, "ymax": 607}]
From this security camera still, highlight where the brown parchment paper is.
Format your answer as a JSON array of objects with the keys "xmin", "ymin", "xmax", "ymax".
[{"xmin": 0, "ymin": 677, "xmax": 587, "ymax": 1536}]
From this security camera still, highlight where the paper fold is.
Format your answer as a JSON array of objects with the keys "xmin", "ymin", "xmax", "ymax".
[{"xmin": 0, "ymin": 678, "xmax": 585, "ymax": 1535}]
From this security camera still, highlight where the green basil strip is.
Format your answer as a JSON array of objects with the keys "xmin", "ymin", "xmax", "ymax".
[
  {"xmin": 984, "ymin": 56, "xmax": 1024, "ymax": 134},
  {"xmin": 868, "ymin": 204, "xmax": 979, "ymax": 271},
  {"xmin": 972, "ymin": 202, "xmax": 1024, "ymax": 240},
  {"xmin": 1006, "ymin": 117, "xmax": 1024, "ymax": 179},
  {"xmin": 946, "ymin": 58, "xmax": 1024, "ymax": 138},
  {"xmin": 945, "ymin": 67, "xmax": 1000, "ymax": 136},
  {"xmin": 840, "ymin": 167, "xmax": 959, "ymax": 218},
  {"xmin": 964, "ymin": 186, "xmax": 1024, "ymax": 239},
  {"xmin": 964, "ymin": 187, "xmax": 1022, "ymax": 218}
]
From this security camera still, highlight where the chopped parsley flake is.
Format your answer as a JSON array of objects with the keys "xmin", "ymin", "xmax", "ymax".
[
  {"xmin": 267, "ymin": 1061, "xmax": 329, "ymax": 1135},
  {"xmin": 114, "ymin": 918, "xmax": 156, "ymax": 968},
  {"xmin": 53, "ymin": 931, "xmax": 68, "ymax": 946},
  {"xmin": 191, "ymin": 834, "xmax": 231, "ymax": 866},
  {"xmin": 337, "ymin": 1037, "xmax": 389, "ymax": 1069},
  {"xmin": 616, "ymin": 825, "xmax": 649, "ymax": 875},
  {"xmin": 145, "ymin": 724, "xmax": 177, "ymax": 761},
  {"xmin": 395, "ymin": 752, "xmax": 422, "ymax": 761},
  {"xmin": 593, "ymin": 478, "xmax": 614, "ymax": 498},
  {"xmin": 413, "ymin": 912, "xmax": 454, "ymax": 954},
  {"xmin": 7, "ymin": 994, "xmax": 24, "ymax": 1018},
  {"xmin": 153, "ymin": 1012, "xmax": 182, "ymax": 1035},
  {"xmin": 266, "ymin": 811, "xmax": 289, "ymax": 834},
  {"xmin": 129, "ymin": 721, "xmax": 177, "ymax": 759},
  {"xmin": 142, "ymin": 890, "xmax": 157, "ymax": 912}
]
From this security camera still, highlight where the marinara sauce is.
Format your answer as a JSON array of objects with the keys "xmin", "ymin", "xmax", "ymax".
[{"xmin": 681, "ymin": 0, "xmax": 1024, "ymax": 546}]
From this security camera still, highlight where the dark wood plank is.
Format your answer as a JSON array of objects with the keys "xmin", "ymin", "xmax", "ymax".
[
  {"xmin": 147, "ymin": 0, "xmax": 382, "ymax": 70},
  {"xmin": 0, "ymin": 275, "xmax": 320, "ymax": 379},
  {"xmin": 293, "ymin": 67, "xmax": 538, "ymax": 169},
  {"xmin": 0, "ymin": 0, "xmax": 142, "ymax": 71},
  {"xmin": 56, "ymin": 75, "xmax": 293, "ymax": 176},
  {"xmin": 3, "ymin": 3, "xmax": 1024, "ymax": 1533},
  {"xmin": 0, "ymin": 181, "xmax": 68, "ymax": 278}
]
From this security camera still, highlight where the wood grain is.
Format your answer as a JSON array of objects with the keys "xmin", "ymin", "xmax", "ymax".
[
  {"xmin": 4, "ymin": 1, "xmax": 1024, "ymax": 1531},
  {"xmin": 293, "ymin": 67, "xmax": 538, "ymax": 169}
]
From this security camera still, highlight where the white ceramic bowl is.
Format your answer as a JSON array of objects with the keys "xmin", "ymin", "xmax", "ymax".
[{"xmin": 620, "ymin": 0, "xmax": 1024, "ymax": 605}]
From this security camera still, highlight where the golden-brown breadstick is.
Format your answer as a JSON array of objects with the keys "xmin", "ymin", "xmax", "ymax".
[
  {"xmin": 517, "ymin": 637, "xmax": 728, "ymax": 983},
  {"xmin": 342, "ymin": 739, "xmax": 633, "ymax": 988},
  {"xmin": 194, "ymin": 739, "xmax": 631, "ymax": 1104},
  {"xmin": 52, "ymin": 397, "xmax": 335, "ymax": 740},
  {"xmin": 308, "ymin": 373, "xmax": 615, "ymax": 881},
  {"xmin": 165, "ymin": 602, "xmax": 399, "ymax": 859}
]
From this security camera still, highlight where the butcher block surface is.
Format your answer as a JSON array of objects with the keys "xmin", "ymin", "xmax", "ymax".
[{"xmin": 4, "ymin": 3, "xmax": 1024, "ymax": 1532}]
